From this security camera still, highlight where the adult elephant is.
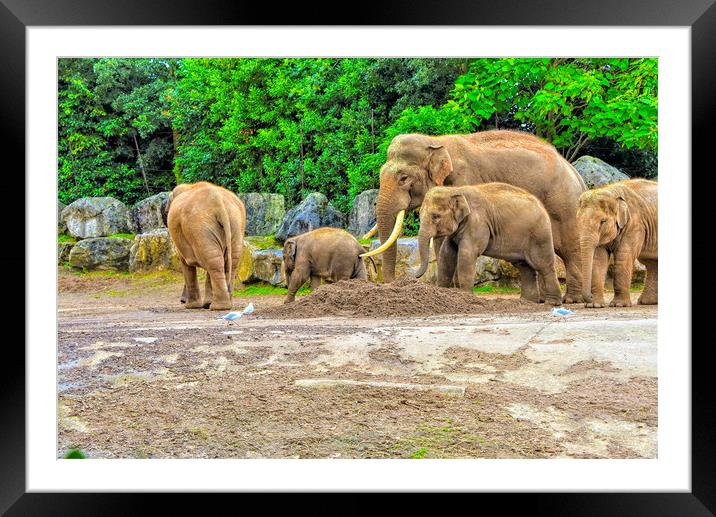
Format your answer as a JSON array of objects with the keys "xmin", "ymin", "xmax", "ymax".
[
  {"xmin": 167, "ymin": 181, "xmax": 246, "ymax": 310},
  {"xmin": 361, "ymin": 130, "xmax": 587, "ymax": 302}
]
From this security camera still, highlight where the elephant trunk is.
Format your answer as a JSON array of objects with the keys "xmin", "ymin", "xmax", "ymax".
[
  {"xmin": 415, "ymin": 227, "xmax": 433, "ymax": 278},
  {"xmin": 375, "ymin": 195, "xmax": 400, "ymax": 283},
  {"xmin": 580, "ymin": 233, "xmax": 598, "ymax": 303}
]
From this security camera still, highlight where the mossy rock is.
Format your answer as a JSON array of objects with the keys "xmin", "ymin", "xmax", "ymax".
[
  {"xmin": 69, "ymin": 237, "xmax": 133, "ymax": 272},
  {"xmin": 129, "ymin": 229, "xmax": 181, "ymax": 273}
]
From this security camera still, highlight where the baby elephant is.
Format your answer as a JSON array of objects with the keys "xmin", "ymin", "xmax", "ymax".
[
  {"xmin": 282, "ymin": 228, "xmax": 368, "ymax": 303},
  {"xmin": 415, "ymin": 184, "xmax": 562, "ymax": 305},
  {"xmin": 577, "ymin": 178, "xmax": 658, "ymax": 308}
]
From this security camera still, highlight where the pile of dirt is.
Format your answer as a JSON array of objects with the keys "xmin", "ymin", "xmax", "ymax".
[{"xmin": 259, "ymin": 277, "xmax": 540, "ymax": 319}]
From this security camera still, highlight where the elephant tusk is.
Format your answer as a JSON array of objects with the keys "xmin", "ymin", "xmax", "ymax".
[
  {"xmin": 362, "ymin": 223, "xmax": 379, "ymax": 240},
  {"xmin": 360, "ymin": 210, "xmax": 405, "ymax": 258}
]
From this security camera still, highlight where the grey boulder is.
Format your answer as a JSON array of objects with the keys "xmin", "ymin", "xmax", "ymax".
[
  {"xmin": 252, "ymin": 249, "xmax": 286, "ymax": 286},
  {"xmin": 237, "ymin": 192, "xmax": 286, "ymax": 236},
  {"xmin": 572, "ymin": 156, "xmax": 630, "ymax": 189},
  {"xmin": 275, "ymin": 192, "xmax": 346, "ymax": 242},
  {"xmin": 68, "ymin": 237, "xmax": 133, "ymax": 272},
  {"xmin": 348, "ymin": 189, "xmax": 378, "ymax": 237},
  {"xmin": 131, "ymin": 192, "xmax": 170, "ymax": 234},
  {"xmin": 61, "ymin": 197, "xmax": 132, "ymax": 238}
]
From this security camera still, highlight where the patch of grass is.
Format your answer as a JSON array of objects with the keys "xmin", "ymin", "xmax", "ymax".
[
  {"xmin": 77, "ymin": 269, "xmax": 131, "ymax": 278},
  {"xmin": 189, "ymin": 427, "xmax": 209, "ymax": 440},
  {"xmin": 63, "ymin": 448, "xmax": 87, "ymax": 459},
  {"xmin": 246, "ymin": 235, "xmax": 281, "ymax": 250},
  {"xmin": 58, "ymin": 234, "xmax": 77, "ymax": 243},
  {"xmin": 410, "ymin": 447, "xmax": 429, "ymax": 459},
  {"xmin": 473, "ymin": 284, "xmax": 520, "ymax": 294},
  {"xmin": 233, "ymin": 281, "xmax": 310, "ymax": 297},
  {"xmin": 357, "ymin": 238, "xmax": 375, "ymax": 246},
  {"xmin": 106, "ymin": 233, "xmax": 135, "ymax": 240},
  {"xmin": 392, "ymin": 418, "xmax": 493, "ymax": 459}
]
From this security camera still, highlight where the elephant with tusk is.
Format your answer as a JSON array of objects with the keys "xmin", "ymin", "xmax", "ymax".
[
  {"xmin": 361, "ymin": 130, "xmax": 587, "ymax": 303},
  {"xmin": 577, "ymin": 178, "xmax": 658, "ymax": 308},
  {"xmin": 414, "ymin": 183, "xmax": 563, "ymax": 305}
]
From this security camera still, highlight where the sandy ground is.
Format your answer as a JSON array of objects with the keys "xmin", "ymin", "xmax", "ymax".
[{"xmin": 57, "ymin": 269, "xmax": 657, "ymax": 459}]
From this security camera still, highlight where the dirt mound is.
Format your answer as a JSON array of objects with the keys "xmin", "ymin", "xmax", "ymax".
[{"xmin": 259, "ymin": 278, "xmax": 540, "ymax": 319}]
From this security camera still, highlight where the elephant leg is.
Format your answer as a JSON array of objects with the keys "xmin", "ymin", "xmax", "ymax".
[
  {"xmin": 310, "ymin": 275, "xmax": 322, "ymax": 290},
  {"xmin": 586, "ymin": 247, "xmax": 609, "ymax": 308},
  {"xmin": 536, "ymin": 273, "xmax": 546, "ymax": 303},
  {"xmin": 182, "ymin": 263, "xmax": 203, "ymax": 309},
  {"xmin": 203, "ymin": 254, "xmax": 231, "ymax": 311},
  {"xmin": 437, "ymin": 239, "xmax": 458, "ymax": 288},
  {"xmin": 202, "ymin": 272, "xmax": 213, "ymax": 309},
  {"xmin": 226, "ymin": 251, "xmax": 242, "ymax": 294},
  {"xmin": 609, "ymin": 248, "xmax": 634, "ymax": 307},
  {"xmin": 554, "ymin": 223, "xmax": 584, "ymax": 304},
  {"xmin": 638, "ymin": 259, "xmax": 658, "ymax": 305},
  {"xmin": 516, "ymin": 262, "xmax": 540, "ymax": 303},
  {"xmin": 180, "ymin": 283, "xmax": 187, "ymax": 304},
  {"xmin": 285, "ymin": 265, "xmax": 309, "ymax": 303},
  {"xmin": 455, "ymin": 246, "xmax": 478, "ymax": 291},
  {"xmin": 534, "ymin": 264, "xmax": 562, "ymax": 306}
]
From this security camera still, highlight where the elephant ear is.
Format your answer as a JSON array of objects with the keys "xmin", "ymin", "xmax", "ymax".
[
  {"xmin": 283, "ymin": 240, "xmax": 297, "ymax": 271},
  {"xmin": 426, "ymin": 145, "xmax": 453, "ymax": 186},
  {"xmin": 451, "ymin": 193, "xmax": 471, "ymax": 224},
  {"xmin": 616, "ymin": 196, "xmax": 630, "ymax": 230}
]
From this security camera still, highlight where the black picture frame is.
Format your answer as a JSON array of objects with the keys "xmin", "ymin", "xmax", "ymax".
[{"xmin": 3, "ymin": 0, "xmax": 711, "ymax": 513}]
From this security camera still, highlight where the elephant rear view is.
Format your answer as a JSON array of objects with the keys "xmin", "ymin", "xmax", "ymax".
[{"xmin": 167, "ymin": 181, "xmax": 246, "ymax": 310}]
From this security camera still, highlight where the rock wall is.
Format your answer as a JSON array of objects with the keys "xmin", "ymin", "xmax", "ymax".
[{"xmin": 58, "ymin": 180, "xmax": 648, "ymax": 291}]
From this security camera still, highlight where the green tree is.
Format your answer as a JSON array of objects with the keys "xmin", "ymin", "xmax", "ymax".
[
  {"xmin": 58, "ymin": 58, "xmax": 178, "ymax": 204},
  {"xmin": 448, "ymin": 58, "xmax": 658, "ymax": 161}
]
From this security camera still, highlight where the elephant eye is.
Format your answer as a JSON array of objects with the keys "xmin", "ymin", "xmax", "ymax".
[
  {"xmin": 600, "ymin": 219, "xmax": 607, "ymax": 225},
  {"xmin": 432, "ymin": 213, "xmax": 440, "ymax": 222},
  {"xmin": 398, "ymin": 174, "xmax": 410, "ymax": 185}
]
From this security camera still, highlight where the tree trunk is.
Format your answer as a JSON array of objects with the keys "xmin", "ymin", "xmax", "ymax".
[{"xmin": 132, "ymin": 133, "xmax": 150, "ymax": 194}]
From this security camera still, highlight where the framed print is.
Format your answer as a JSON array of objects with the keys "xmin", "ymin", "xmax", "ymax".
[{"xmin": 4, "ymin": 0, "xmax": 713, "ymax": 513}]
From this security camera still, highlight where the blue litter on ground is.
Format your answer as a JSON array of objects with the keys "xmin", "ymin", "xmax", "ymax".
[
  {"xmin": 220, "ymin": 302, "xmax": 254, "ymax": 321},
  {"xmin": 551, "ymin": 307, "xmax": 574, "ymax": 316}
]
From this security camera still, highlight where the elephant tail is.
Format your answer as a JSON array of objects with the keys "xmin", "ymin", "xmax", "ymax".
[{"xmin": 218, "ymin": 205, "xmax": 233, "ymax": 280}]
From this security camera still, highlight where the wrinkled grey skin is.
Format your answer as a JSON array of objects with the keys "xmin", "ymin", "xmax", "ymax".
[
  {"xmin": 415, "ymin": 184, "xmax": 562, "ymax": 306},
  {"xmin": 282, "ymin": 227, "xmax": 367, "ymax": 303}
]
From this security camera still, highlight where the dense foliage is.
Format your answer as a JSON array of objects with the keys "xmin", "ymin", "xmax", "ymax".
[{"xmin": 58, "ymin": 58, "xmax": 657, "ymax": 209}]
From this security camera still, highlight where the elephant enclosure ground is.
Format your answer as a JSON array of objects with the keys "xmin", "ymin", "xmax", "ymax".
[{"xmin": 57, "ymin": 268, "xmax": 657, "ymax": 460}]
